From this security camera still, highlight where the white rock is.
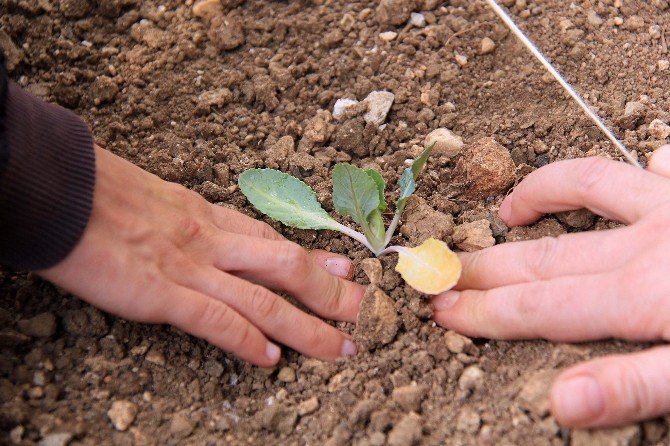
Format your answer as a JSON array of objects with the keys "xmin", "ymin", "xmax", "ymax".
[
  {"xmin": 380, "ymin": 31, "xmax": 398, "ymax": 41},
  {"xmin": 455, "ymin": 53, "xmax": 468, "ymax": 66},
  {"xmin": 658, "ymin": 60, "xmax": 670, "ymax": 71},
  {"xmin": 38, "ymin": 433, "xmax": 72, "ymax": 446},
  {"xmin": 425, "ymin": 128, "xmax": 464, "ymax": 158},
  {"xmin": 108, "ymin": 400, "xmax": 138, "ymax": 431},
  {"xmin": 364, "ymin": 91, "xmax": 395, "ymax": 126},
  {"xmin": 649, "ymin": 119, "xmax": 670, "ymax": 139},
  {"xmin": 409, "ymin": 12, "xmax": 426, "ymax": 27},
  {"xmin": 333, "ymin": 98, "xmax": 359, "ymax": 120}
]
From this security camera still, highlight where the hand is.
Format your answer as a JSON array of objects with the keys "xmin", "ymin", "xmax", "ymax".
[
  {"xmin": 40, "ymin": 146, "xmax": 364, "ymax": 367},
  {"xmin": 432, "ymin": 146, "xmax": 670, "ymax": 428}
]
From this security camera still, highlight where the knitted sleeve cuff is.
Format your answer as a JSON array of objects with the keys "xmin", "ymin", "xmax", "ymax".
[{"xmin": 0, "ymin": 81, "xmax": 96, "ymax": 271}]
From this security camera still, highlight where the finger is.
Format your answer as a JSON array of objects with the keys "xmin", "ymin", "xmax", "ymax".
[
  {"xmin": 183, "ymin": 268, "xmax": 358, "ymax": 361},
  {"xmin": 210, "ymin": 204, "xmax": 285, "ymax": 241},
  {"xmin": 647, "ymin": 145, "xmax": 670, "ymax": 178},
  {"xmin": 456, "ymin": 227, "xmax": 633, "ymax": 290},
  {"xmin": 162, "ymin": 286, "xmax": 280, "ymax": 367},
  {"xmin": 550, "ymin": 346, "xmax": 670, "ymax": 428},
  {"xmin": 212, "ymin": 234, "xmax": 364, "ymax": 322},
  {"xmin": 498, "ymin": 157, "xmax": 670, "ymax": 227},
  {"xmin": 432, "ymin": 271, "xmax": 648, "ymax": 342},
  {"xmin": 310, "ymin": 250, "xmax": 355, "ymax": 280}
]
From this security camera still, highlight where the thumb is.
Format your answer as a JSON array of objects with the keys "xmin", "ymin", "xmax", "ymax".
[
  {"xmin": 550, "ymin": 346, "xmax": 670, "ymax": 428},
  {"xmin": 648, "ymin": 145, "xmax": 670, "ymax": 178}
]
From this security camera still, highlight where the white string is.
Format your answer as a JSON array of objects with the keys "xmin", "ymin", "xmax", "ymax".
[{"xmin": 485, "ymin": 0, "xmax": 642, "ymax": 168}]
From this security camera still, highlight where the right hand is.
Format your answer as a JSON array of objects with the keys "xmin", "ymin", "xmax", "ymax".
[{"xmin": 41, "ymin": 145, "xmax": 365, "ymax": 367}]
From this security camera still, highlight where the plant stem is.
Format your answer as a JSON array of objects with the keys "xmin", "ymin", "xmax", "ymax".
[
  {"xmin": 331, "ymin": 222, "xmax": 378, "ymax": 254},
  {"xmin": 383, "ymin": 210, "xmax": 402, "ymax": 247},
  {"xmin": 377, "ymin": 245, "xmax": 407, "ymax": 257}
]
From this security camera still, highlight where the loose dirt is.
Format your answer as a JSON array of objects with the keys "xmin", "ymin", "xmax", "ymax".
[{"xmin": 1, "ymin": 0, "xmax": 669, "ymax": 444}]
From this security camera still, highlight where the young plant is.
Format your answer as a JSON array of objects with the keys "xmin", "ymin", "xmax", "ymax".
[{"xmin": 238, "ymin": 145, "xmax": 461, "ymax": 294}]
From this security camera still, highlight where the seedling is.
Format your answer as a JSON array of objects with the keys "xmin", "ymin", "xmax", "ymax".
[{"xmin": 238, "ymin": 145, "xmax": 461, "ymax": 294}]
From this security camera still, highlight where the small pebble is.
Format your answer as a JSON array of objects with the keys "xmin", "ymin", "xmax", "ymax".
[
  {"xmin": 458, "ymin": 366, "xmax": 484, "ymax": 392},
  {"xmin": 145, "ymin": 349, "xmax": 166, "ymax": 366},
  {"xmin": 363, "ymin": 91, "xmax": 395, "ymax": 127},
  {"xmin": 480, "ymin": 37, "xmax": 496, "ymax": 54},
  {"xmin": 424, "ymin": 128, "xmax": 464, "ymax": 158},
  {"xmin": 454, "ymin": 53, "xmax": 468, "ymax": 67},
  {"xmin": 298, "ymin": 396, "xmax": 320, "ymax": 416},
  {"xmin": 277, "ymin": 367, "xmax": 296, "ymax": 383},
  {"xmin": 380, "ymin": 31, "xmax": 398, "ymax": 42},
  {"xmin": 38, "ymin": 433, "xmax": 72, "ymax": 446},
  {"xmin": 108, "ymin": 400, "xmax": 138, "ymax": 431},
  {"xmin": 409, "ymin": 12, "xmax": 426, "ymax": 28}
]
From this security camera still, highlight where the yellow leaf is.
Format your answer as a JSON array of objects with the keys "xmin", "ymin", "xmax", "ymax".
[{"xmin": 395, "ymin": 238, "xmax": 462, "ymax": 295}]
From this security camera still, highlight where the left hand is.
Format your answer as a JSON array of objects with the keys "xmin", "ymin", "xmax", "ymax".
[{"xmin": 432, "ymin": 146, "xmax": 670, "ymax": 428}]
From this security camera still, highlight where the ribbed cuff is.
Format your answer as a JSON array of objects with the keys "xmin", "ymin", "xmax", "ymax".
[{"xmin": 0, "ymin": 82, "xmax": 96, "ymax": 271}]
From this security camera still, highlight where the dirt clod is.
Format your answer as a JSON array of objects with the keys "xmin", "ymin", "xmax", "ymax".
[
  {"xmin": 444, "ymin": 330, "xmax": 477, "ymax": 355},
  {"xmin": 458, "ymin": 366, "xmax": 484, "ymax": 392},
  {"xmin": 298, "ymin": 397, "xmax": 320, "ymax": 416},
  {"xmin": 193, "ymin": 0, "xmax": 223, "ymax": 21},
  {"xmin": 387, "ymin": 412, "xmax": 423, "ymax": 446},
  {"xmin": 517, "ymin": 370, "xmax": 559, "ymax": 418},
  {"xmin": 456, "ymin": 138, "xmax": 516, "ymax": 199},
  {"xmin": 89, "ymin": 76, "xmax": 119, "ymax": 105},
  {"xmin": 453, "ymin": 219, "xmax": 495, "ymax": 252},
  {"xmin": 17, "ymin": 312, "xmax": 56, "ymax": 337},
  {"xmin": 400, "ymin": 196, "xmax": 454, "ymax": 245},
  {"xmin": 392, "ymin": 384, "xmax": 428, "ymax": 413},
  {"xmin": 258, "ymin": 404, "xmax": 298, "ymax": 435},
  {"xmin": 354, "ymin": 285, "xmax": 399, "ymax": 351},
  {"xmin": 556, "ymin": 209, "xmax": 596, "ymax": 230},
  {"xmin": 376, "ymin": 0, "xmax": 415, "ymax": 26},
  {"xmin": 456, "ymin": 409, "xmax": 481, "ymax": 435},
  {"xmin": 209, "ymin": 15, "xmax": 245, "ymax": 51},
  {"xmin": 649, "ymin": 119, "xmax": 670, "ymax": 139},
  {"xmin": 571, "ymin": 425, "xmax": 642, "ymax": 446},
  {"xmin": 360, "ymin": 258, "xmax": 383, "ymax": 286}
]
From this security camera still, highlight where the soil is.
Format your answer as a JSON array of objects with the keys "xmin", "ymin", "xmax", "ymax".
[{"xmin": 1, "ymin": 0, "xmax": 670, "ymax": 444}]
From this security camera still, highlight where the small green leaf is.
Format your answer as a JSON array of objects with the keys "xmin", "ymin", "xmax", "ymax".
[
  {"xmin": 395, "ymin": 144, "xmax": 433, "ymax": 211},
  {"xmin": 239, "ymin": 169, "xmax": 339, "ymax": 230},
  {"xmin": 365, "ymin": 169, "xmax": 387, "ymax": 212},
  {"xmin": 332, "ymin": 164, "xmax": 380, "ymax": 226}
]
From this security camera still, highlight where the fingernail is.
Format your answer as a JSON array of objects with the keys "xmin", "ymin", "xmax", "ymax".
[
  {"xmin": 341, "ymin": 339, "xmax": 357, "ymax": 357},
  {"xmin": 325, "ymin": 258, "xmax": 353, "ymax": 279},
  {"xmin": 266, "ymin": 342, "xmax": 281, "ymax": 362},
  {"xmin": 499, "ymin": 192, "xmax": 513, "ymax": 222},
  {"xmin": 431, "ymin": 291, "xmax": 460, "ymax": 311},
  {"xmin": 552, "ymin": 375, "xmax": 605, "ymax": 425}
]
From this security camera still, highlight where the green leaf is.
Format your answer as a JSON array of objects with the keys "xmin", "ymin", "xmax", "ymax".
[
  {"xmin": 332, "ymin": 164, "xmax": 381, "ymax": 226},
  {"xmin": 395, "ymin": 144, "xmax": 433, "ymax": 211},
  {"xmin": 365, "ymin": 169, "xmax": 387, "ymax": 212},
  {"xmin": 238, "ymin": 169, "xmax": 339, "ymax": 230}
]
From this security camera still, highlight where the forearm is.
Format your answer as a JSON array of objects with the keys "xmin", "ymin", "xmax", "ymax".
[{"xmin": 0, "ymin": 54, "xmax": 96, "ymax": 271}]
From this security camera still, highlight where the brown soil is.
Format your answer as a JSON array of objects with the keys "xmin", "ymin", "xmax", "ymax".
[{"xmin": 1, "ymin": 0, "xmax": 669, "ymax": 444}]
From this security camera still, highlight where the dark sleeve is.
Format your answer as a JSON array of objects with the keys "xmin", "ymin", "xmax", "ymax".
[{"xmin": 0, "ymin": 52, "xmax": 96, "ymax": 271}]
